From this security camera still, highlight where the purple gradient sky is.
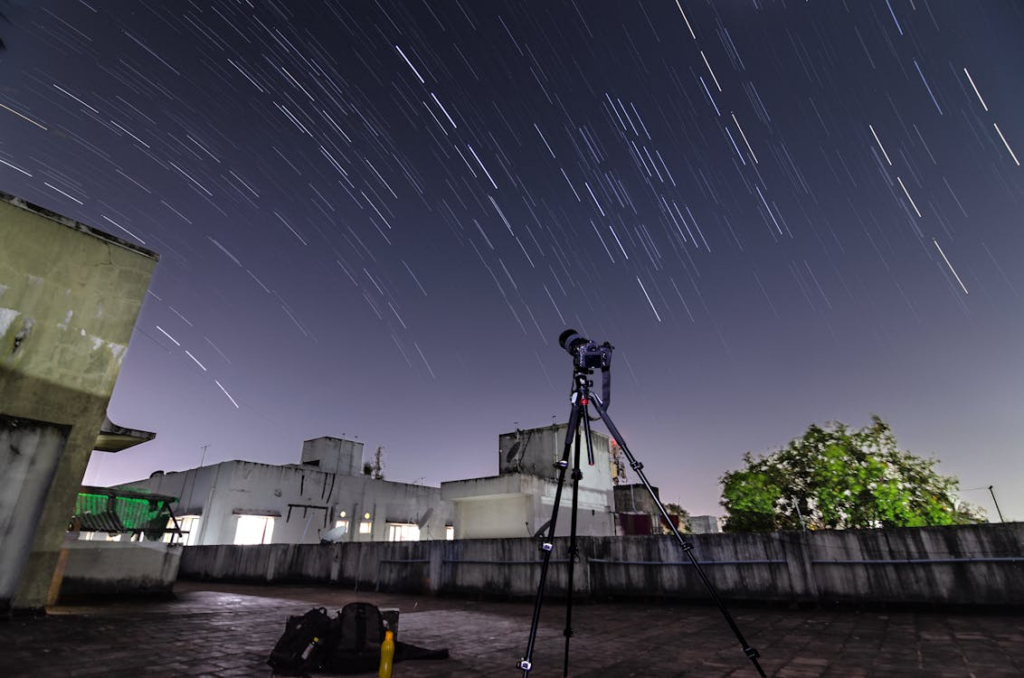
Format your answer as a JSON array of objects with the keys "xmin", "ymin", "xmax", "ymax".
[{"xmin": 1, "ymin": 1, "xmax": 1021, "ymax": 521}]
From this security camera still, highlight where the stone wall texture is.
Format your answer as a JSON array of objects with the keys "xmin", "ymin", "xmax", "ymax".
[{"xmin": 179, "ymin": 522, "xmax": 1024, "ymax": 606}]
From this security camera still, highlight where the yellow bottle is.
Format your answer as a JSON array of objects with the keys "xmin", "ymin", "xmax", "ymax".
[{"xmin": 378, "ymin": 629, "xmax": 395, "ymax": 678}]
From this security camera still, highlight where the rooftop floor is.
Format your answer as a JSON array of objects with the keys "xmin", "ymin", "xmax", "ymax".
[{"xmin": 2, "ymin": 581, "xmax": 1023, "ymax": 677}]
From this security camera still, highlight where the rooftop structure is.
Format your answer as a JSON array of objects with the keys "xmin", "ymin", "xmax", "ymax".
[
  {"xmin": 119, "ymin": 436, "xmax": 454, "ymax": 545},
  {"xmin": 1, "ymin": 191, "xmax": 158, "ymax": 613},
  {"xmin": 441, "ymin": 423, "xmax": 617, "ymax": 539}
]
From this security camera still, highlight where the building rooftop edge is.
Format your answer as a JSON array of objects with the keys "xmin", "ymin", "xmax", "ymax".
[
  {"xmin": 498, "ymin": 422, "xmax": 610, "ymax": 437},
  {"xmin": 119, "ymin": 457, "xmax": 443, "ymax": 490},
  {"xmin": 94, "ymin": 415, "xmax": 156, "ymax": 453},
  {"xmin": 302, "ymin": 435, "xmax": 362, "ymax": 444},
  {"xmin": 1, "ymin": 189, "xmax": 160, "ymax": 261}
]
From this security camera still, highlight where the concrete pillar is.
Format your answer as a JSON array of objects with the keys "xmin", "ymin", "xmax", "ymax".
[
  {"xmin": 0, "ymin": 193, "xmax": 158, "ymax": 613},
  {"xmin": 427, "ymin": 540, "xmax": 443, "ymax": 593},
  {"xmin": 0, "ymin": 418, "xmax": 72, "ymax": 605}
]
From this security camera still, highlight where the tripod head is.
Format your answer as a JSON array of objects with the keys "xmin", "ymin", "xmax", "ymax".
[{"xmin": 559, "ymin": 329, "xmax": 612, "ymax": 408}]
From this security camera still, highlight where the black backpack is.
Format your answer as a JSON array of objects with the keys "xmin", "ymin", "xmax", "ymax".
[
  {"xmin": 267, "ymin": 607, "xmax": 334, "ymax": 675},
  {"xmin": 323, "ymin": 602, "xmax": 386, "ymax": 674}
]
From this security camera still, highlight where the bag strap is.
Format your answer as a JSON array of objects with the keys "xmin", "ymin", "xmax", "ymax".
[{"xmin": 356, "ymin": 605, "xmax": 367, "ymax": 651}]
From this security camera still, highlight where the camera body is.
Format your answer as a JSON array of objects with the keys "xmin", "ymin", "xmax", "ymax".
[
  {"xmin": 573, "ymin": 340, "xmax": 612, "ymax": 370},
  {"xmin": 558, "ymin": 329, "xmax": 613, "ymax": 371}
]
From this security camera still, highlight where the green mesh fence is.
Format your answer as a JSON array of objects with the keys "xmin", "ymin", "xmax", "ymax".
[{"xmin": 73, "ymin": 489, "xmax": 180, "ymax": 536}]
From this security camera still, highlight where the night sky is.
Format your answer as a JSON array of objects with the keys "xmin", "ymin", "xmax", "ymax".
[{"xmin": 2, "ymin": 1, "xmax": 1021, "ymax": 522}]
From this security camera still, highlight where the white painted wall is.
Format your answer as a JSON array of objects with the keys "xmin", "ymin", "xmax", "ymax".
[
  {"xmin": 121, "ymin": 456, "xmax": 453, "ymax": 545},
  {"xmin": 124, "ymin": 426, "xmax": 620, "ymax": 545},
  {"xmin": 454, "ymin": 495, "xmax": 531, "ymax": 539},
  {"xmin": 444, "ymin": 423, "xmax": 617, "ymax": 540}
]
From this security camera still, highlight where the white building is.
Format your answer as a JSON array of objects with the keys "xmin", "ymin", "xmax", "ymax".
[
  {"xmin": 686, "ymin": 515, "xmax": 724, "ymax": 534},
  {"xmin": 118, "ymin": 437, "xmax": 454, "ymax": 545},
  {"xmin": 441, "ymin": 423, "xmax": 617, "ymax": 539}
]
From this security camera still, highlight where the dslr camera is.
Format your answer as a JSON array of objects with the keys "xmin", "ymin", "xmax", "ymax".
[{"xmin": 558, "ymin": 329, "xmax": 613, "ymax": 371}]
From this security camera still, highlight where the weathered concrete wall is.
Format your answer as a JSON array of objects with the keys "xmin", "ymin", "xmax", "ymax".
[
  {"xmin": 442, "ymin": 424, "xmax": 617, "ymax": 541},
  {"xmin": 0, "ymin": 192, "xmax": 158, "ymax": 612},
  {"xmin": 178, "ymin": 523, "xmax": 1024, "ymax": 606},
  {"xmin": 58, "ymin": 541, "xmax": 181, "ymax": 599},
  {"xmin": 614, "ymin": 483, "xmax": 663, "ymax": 514},
  {"xmin": 0, "ymin": 417, "xmax": 72, "ymax": 607},
  {"xmin": 301, "ymin": 437, "xmax": 363, "ymax": 477},
  {"xmin": 443, "ymin": 472, "xmax": 616, "ymax": 540},
  {"xmin": 499, "ymin": 424, "xmax": 614, "ymax": 494}
]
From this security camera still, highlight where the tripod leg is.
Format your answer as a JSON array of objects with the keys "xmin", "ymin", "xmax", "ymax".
[
  {"xmin": 589, "ymin": 395, "xmax": 768, "ymax": 678},
  {"xmin": 562, "ymin": 421, "xmax": 586, "ymax": 676},
  {"xmin": 519, "ymin": 399, "xmax": 583, "ymax": 676}
]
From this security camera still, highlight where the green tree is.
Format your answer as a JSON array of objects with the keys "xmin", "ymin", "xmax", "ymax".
[{"xmin": 719, "ymin": 416, "xmax": 985, "ymax": 532}]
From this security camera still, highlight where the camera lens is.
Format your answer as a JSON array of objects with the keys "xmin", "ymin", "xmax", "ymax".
[{"xmin": 558, "ymin": 329, "xmax": 587, "ymax": 354}]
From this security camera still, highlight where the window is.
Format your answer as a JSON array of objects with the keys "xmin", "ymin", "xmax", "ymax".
[
  {"xmin": 358, "ymin": 520, "xmax": 373, "ymax": 535},
  {"xmin": 446, "ymin": 526, "xmax": 455, "ymax": 541},
  {"xmin": 234, "ymin": 515, "xmax": 274, "ymax": 545},
  {"xmin": 334, "ymin": 519, "xmax": 349, "ymax": 534},
  {"xmin": 165, "ymin": 515, "xmax": 201, "ymax": 545},
  {"xmin": 386, "ymin": 523, "xmax": 420, "ymax": 542}
]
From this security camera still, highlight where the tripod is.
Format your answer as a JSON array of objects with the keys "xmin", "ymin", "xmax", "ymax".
[{"xmin": 517, "ymin": 364, "xmax": 766, "ymax": 678}]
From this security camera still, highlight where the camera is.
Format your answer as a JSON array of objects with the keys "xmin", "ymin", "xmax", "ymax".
[{"xmin": 558, "ymin": 329, "xmax": 613, "ymax": 371}]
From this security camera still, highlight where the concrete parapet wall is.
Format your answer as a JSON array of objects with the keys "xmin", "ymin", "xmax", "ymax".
[
  {"xmin": 178, "ymin": 523, "xmax": 1024, "ymax": 606},
  {"xmin": 59, "ymin": 542, "xmax": 181, "ymax": 599}
]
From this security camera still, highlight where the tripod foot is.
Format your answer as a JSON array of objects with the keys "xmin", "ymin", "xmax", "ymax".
[{"xmin": 517, "ymin": 659, "xmax": 532, "ymax": 671}]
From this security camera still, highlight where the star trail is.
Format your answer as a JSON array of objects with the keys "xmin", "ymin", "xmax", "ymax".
[{"xmin": 1, "ymin": 1, "xmax": 1021, "ymax": 520}]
